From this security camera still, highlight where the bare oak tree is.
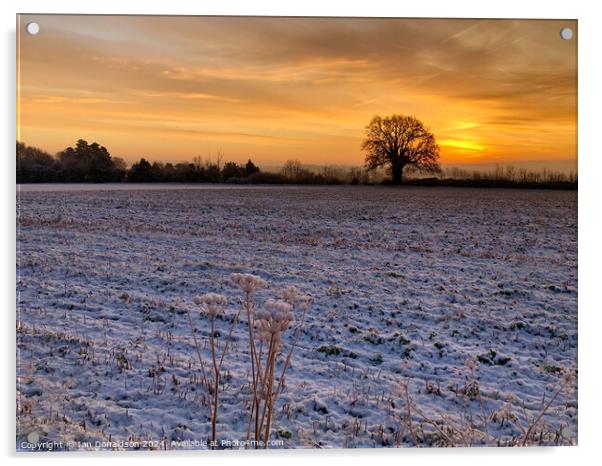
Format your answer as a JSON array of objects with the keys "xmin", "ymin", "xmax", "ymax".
[{"xmin": 362, "ymin": 115, "xmax": 440, "ymax": 184}]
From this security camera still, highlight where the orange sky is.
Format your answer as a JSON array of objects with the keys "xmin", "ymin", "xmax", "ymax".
[{"xmin": 17, "ymin": 15, "xmax": 577, "ymax": 169}]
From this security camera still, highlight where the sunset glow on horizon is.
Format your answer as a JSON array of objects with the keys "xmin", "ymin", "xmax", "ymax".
[{"xmin": 17, "ymin": 15, "xmax": 577, "ymax": 170}]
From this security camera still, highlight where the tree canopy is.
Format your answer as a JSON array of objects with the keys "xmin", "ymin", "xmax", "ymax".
[
  {"xmin": 362, "ymin": 115, "xmax": 440, "ymax": 184},
  {"xmin": 57, "ymin": 139, "xmax": 125, "ymax": 182},
  {"xmin": 16, "ymin": 141, "xmax": 59, "ymax": 182}
]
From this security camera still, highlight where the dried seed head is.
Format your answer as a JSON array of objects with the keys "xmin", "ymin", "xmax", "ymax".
[
  {"xmin": 279, "ymin": 285, "xmax": 301, "ymax": 305},
  {"xmin": 230, "ymin": 273, "xmax": 267, "ymax": 294},
  {"xmin": 255, "ymin": 299, "xmax": 294, "ymax": 347},
  {"xmin": 560, "ymin": 368, "xmax": 576, "ymax": 395},
  {"xmin": 279, "ymin": 285, "xmax": 312, "ymax": 308},
  {"xmin": 193, "ymin": 292, "xmax": 228, "ymax": 317}
]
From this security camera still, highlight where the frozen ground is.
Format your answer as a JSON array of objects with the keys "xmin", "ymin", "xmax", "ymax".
[{"xmin": 16, "ymin": 185, "xmax": 577, "ymax": 450}]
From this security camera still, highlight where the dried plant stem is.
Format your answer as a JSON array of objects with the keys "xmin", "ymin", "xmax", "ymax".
[
  {"xmin": 256, "ymin": 336, "xmax": 275, "ymax": 446},
  {"xmin": 413, "ymin": 404, "xmax": 462, "ymax": 446},
  {"xmin": 253, "ymin": 300, "xmax": 308, "ymax": 447},
  {"xmin": 244, "ymin": 292, "xmax": 260, "ymax": 445},
  {"xmin": 226, "ymin": 279, "xmax": 308, "ymax": 449},
  {"xmin": 245, "ymin": 394, "xmax": 257, "ymax": 446},
  {"xmin": 210, "ymin": 317, "xmax": 219, "ymax": 446},
  {"xmin": 188, "ymin": 304, "xmax": 241, "ymax": 448},
  {"xmin": 478, "ymin": 390, "xmax": 492, "ymax": 443},
  {"xmin": 263, "ymin": 352, "xmax": 277, "ymax": 447},
  {"xmin": 218, "ymin": 308, "xmax": 242, "ymax": 369},
  {"xmin": 403, "ymin": 383, "xmax": 420, "ymax": 447},
  {"xmin": 273, "ymin": 304, "xmax": 307, "ymax": 400},
  {"xmin": 186, "ymin": 308, "xmax": 212, "ymax": 414},
  {"xmin": 255, "ymin": 341, "xmax": 265, "ymax": 439},
  {"xmin": 520, "ymin": 385, "xmax": 562, "ymax": 446}
]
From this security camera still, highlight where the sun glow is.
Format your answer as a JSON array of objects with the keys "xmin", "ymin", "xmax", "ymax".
[{"xmin": 439, "ymin": 139, "xmax": 486, "ymax": 152}]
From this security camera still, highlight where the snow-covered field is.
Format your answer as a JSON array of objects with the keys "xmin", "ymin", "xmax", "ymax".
[{"xmin": 16, "ymin": 185, "xmax": 578, "ymax": 450}]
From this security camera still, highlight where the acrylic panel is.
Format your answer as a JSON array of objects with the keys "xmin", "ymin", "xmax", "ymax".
[{"xmin": 16, "ymin": 15, "xmax": 577, "ymax": 451}]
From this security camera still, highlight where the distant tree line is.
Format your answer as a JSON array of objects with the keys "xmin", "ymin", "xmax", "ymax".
[
  {"xmin": 17, "ymin": 140, "xmax": 126, "ymax": 183},
  {"xmin": 404, "ymin": 165, "xmax": 578, "ymax": 190},
  {"xmin": 16, "ymin": 140, "xmax": 264, "ymax": 184},
  {"xmin": 16, "ymin": 140, "xmax": 576, "ymax": 190},
  {"xmin": 126, "ymin": 157, "xmax": 261, "ymax": 183}
]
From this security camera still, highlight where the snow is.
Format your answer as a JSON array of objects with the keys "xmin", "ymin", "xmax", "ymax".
[{"xmin": 16, "ymin": 185, "xmax": 578, "ymax": 450}]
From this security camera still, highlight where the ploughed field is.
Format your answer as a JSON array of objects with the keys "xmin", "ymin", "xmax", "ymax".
[{"xmin": 16, "ymin": 185, "xmax": 578, "ymax": 449}]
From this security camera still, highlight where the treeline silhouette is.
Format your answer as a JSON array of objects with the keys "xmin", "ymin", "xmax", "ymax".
[
  {"xmin": 16, "ymin": 140, "xmax": 264, "ymax": 184},
  {"xmin": 17, "ymin": 140, "xmax": 125, "ymax": 183},
  {"xmin": 15, "ymin": 140, "xmax": 351, "ymax": 185},
  {"xmin": 402, "ymin": 166, "xmax": 577, "ymax": 190},
  {"xmin": 16, "ymin": 140, "xmax": 577, "ymax": 189}
]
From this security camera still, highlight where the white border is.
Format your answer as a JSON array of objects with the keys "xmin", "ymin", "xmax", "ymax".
[{"xmin": 2, "ymin": 1, "xmax": 601, "ymax": 465}]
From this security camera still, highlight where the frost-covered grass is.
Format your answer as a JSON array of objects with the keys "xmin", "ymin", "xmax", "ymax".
[{"xmin": 16, "ymin": 185, "xmax": 577, "ymax": 450}]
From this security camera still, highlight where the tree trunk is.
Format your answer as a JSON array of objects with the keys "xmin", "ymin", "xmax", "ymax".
[{"xmin": 391, "ymin": 162, "xmax": 404, "ymax": 185}]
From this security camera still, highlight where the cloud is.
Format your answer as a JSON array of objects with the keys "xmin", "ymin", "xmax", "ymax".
[{"xmin": 18, "ymin": 15, "xmax": 577, "ymax": 165}]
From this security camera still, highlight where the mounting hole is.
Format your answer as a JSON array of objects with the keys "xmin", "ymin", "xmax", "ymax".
[
  {"xmin": 560, "ymin": 27, "xmax": 573, "ymax": 41},
  {"xmin": 26, "ymin": 22, "xmax": 40, "ymax": 35}
]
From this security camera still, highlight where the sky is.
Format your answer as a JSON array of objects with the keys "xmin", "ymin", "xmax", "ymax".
[{"xmin": 17, "ymin": 15, "xmax": 577, "ymax": 170}]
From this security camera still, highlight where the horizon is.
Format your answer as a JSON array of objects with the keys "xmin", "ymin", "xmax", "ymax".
[{"xmin": 17, "ymin": 16, "xmax": 577, "ymax": 169}]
